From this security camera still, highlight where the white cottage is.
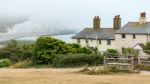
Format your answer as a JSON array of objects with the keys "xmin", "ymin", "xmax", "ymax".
[
  {"xmin": 72, "ymin": 15, "xmax": 121, "ymax": 52},
  {"xmin": 72, "ymin": 12, "xmax": 150, "ymax": 55}
]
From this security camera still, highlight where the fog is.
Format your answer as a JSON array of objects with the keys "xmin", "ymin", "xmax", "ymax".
[{"xmin": 0, "ymin": 0, "xmax": 150, "ymax": 34}]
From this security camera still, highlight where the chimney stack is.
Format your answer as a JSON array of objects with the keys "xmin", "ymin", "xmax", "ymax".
[
  {"xmin": 141, "ymin": 12, "xmax": 146, "ymax": 18},
  {"xmin": 93, "ymin": 16, "xmax": 100, "ymax": 30},
  {"xmin": 113, "ymin": 15, "xmax": 121, "ymax": 30},
  {"xmin": 139, "ymin": 12, "xmax": 147, "ymax": 24}
]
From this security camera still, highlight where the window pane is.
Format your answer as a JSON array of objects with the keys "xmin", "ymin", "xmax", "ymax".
[
  {"xmin": 99, "ymin": 40, "xmax": 101, "ymax": 44},
  {"xmin": 77, "ymin": 39, "xmax": 80, "ymax": 43},
  {"xmin": 122, "ymin": 34, "xmax": 125, "ymax": 38},
  {"xmin": 86, "ymin": 39, "xmax": 88, "ymax": 43},
  {"xmin": 107, "ymin": 40, "xmax": 111, "ymax": 45},
  {"xmin": 133, "ymin": 34, "xmax": 136, "ymax": 39}
]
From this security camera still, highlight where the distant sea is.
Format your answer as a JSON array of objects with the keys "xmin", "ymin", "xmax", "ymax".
[{"xmin": 15, "ymin": 34, "xmax": 75, "ymax": 43}]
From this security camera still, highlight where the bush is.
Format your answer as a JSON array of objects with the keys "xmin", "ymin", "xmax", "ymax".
[
  {"xmin": 0, "ymin": 40, "xmax": 34, "ymax": 63},
  {"xmin": 34, "ymin": 37, "xmax": 92, "ymax": 64},
  {"xmin": 106, "ymin": 49, "xmax": 118, "ymax": 54},
  {"xmin": 52, "ymin": 54, "xmax": 103, "ymax": 67},
  {"xmin": 0, "ymin": 58, "xmax": 11, "ymax": 67},
  {"xmin": 122, "ymin": 47, "xmax": 139, "ymax": 56},
  {"xmin": 144, "ymin": 42, "xmax": 150, "ymax": 54},
  {"xmin": 13, "ymin": 60, "xmax": 33, "ymax": 68},
  {"xmin": 104, "ymin": 49, "xmax": 118, "ymax": 57},
  {"xmin": 22, "ymin": 50, "xmax": 33, "ymax": 60},
  {"xmin": 0, "ymin": 51, "xmax": 12, "ymax": 59}
]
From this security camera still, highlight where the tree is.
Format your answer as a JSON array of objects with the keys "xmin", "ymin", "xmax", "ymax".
[
  {"xmin": 34, "ymin": 37, "xmax": 92, "ymax": 64},
  {"xmin": 6, "ymin": 40, "xmax": 18, "ymax": 48},
  {"xmin": 0, "ymin": 40, "xmax": 34, "ymax": 63},
  {"xmin": 34, "ymin": 36, "xmax": 70, "ymax": 64}
]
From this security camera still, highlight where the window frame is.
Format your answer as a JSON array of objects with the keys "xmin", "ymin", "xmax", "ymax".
[
  {"xmin": 77, "ymin": 39, "xmax": 80, "ymax": 43},
  {"xmin": 91, "ymin": 39, "xmax": 93, "ymax": 42},
  {"xmin": 86, "ymin": 39, "xmax": 88, "ymax": 44},
  {"xmin": 122, "ymin": 34, "xmax": 126, "ymax": 39},
  {"xmin": 133, "ymin": 34, "xmax": 136, "ymax": 39},
  {"xmin": 99, "ymin": 40, "xmax": 101, "ymax": 45},
  {"xmin": 107, "ymin": 40, "xmax": 111, "ymax": 45}
]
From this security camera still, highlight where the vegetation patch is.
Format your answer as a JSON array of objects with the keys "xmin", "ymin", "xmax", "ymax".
[
  {"xmin": 12, "ymin": 60, "xmax": 33, "ymax": 68},
  {"xmin": 135, "ymin": 65, "xmax": 150, "ymax": 71},
  {"xmin": 78, "ymin": 66, "xmax": 139, "ymax": 75},
  {"xmin": 52, "ymin": 54, "xmax": 103, "ymax": 68},
  {"xmin": 34, "ymin": 36, "xmax": 92, "ymax": 64},
  {"xmin": 0, "ymin": 36, "xmax": 94, "ymax": 68},
  {"xmin": 0, "ymin": 58, "xmax": 11, "ymax": 67}
]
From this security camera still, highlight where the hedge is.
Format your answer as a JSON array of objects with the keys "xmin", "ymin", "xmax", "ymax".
[{"xmin": 52, "ymin": 54, "xmax": 103, "ymax": 67}]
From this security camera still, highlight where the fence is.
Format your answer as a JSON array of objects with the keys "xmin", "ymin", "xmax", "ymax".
[
  {"xmin": 103, "ymin": 54, "xmax": 135, "ymax": 70},
  {"xmin": 138, "ymin": 56, "xmax": 150, "ymax": 66}
]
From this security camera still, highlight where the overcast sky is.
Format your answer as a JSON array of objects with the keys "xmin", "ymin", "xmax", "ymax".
[{"xmin": 0, "ymin": 0, "xmax": 150, "ymax": 29}]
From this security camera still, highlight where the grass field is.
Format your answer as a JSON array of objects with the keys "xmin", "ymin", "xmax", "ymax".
[{"xmin": 0, "ymin": 68, "xmax": 150, "ymax": 84}]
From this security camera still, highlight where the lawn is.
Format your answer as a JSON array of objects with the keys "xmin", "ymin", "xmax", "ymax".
[{"xmin": 0, "ymin": 68, "xmax": 150, "ymax": 84}]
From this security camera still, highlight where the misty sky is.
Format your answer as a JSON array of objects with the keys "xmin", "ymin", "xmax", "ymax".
[{"xmin": 0, "ymin": 0, "xmax": 150, "ymax": 30}]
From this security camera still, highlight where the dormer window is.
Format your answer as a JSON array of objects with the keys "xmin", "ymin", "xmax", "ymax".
[{"xmin": 122, "ymin": 34, "xmax": 126, "ymax": 39}]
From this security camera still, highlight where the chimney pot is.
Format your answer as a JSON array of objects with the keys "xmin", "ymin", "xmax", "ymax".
[{"xmin": 141, "ymin": 12, "xmax": 146, "ymax": 17}]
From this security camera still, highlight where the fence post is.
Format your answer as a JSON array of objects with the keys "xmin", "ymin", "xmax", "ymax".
[
  {"xmin": 138, "ymin": 55, "xmax": 141, "ymax": 65},
  {"xmin": 131, "ymin": 56, "xmax": 134, "ymax": 70},
  {"xmin": 103, "ymin": 56, "xmax": 106, "ymax": 65},
  {"xmin": 131, "ymin": 56, "xmax": 134, "ymax": 65}
]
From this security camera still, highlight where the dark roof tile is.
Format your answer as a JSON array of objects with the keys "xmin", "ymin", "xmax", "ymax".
[
  {"xmin": 116, "ymin": 22, "xmax": 150, "ymax": 34},
  {"xmin": 72, "ymin": 28, "xmax": 116, "ymax": 40}
]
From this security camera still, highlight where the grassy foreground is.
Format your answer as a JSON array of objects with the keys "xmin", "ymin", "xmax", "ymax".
[{"xmin": 0, "ymin": 68, "xmax": 150, "ymax": 84}]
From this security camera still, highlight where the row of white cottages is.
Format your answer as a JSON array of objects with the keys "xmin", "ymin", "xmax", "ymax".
[{"xmin": 72, "ymin": 12, "xmax": 150, "ymax": 57}]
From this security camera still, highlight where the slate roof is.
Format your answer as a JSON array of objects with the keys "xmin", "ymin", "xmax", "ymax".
[
  {"xmin": 72, "ymin": 28, "xmax": 117, "ymax": 40},
  {"xmin": 72, "ymin": 22, "xmax": 150, "ymax": 40},
  {"xmin": 116, "ymin": 22, "xmax": 150, "ymax": 34}
]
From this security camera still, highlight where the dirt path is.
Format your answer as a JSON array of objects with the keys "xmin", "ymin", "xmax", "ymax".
[
  {"xmin": 140, "ymin": 71, "xmax": 150, "ymax": 75},
  {"xmin": 0, "ymin": 68, "xmax": 150, "ymax": 84}
]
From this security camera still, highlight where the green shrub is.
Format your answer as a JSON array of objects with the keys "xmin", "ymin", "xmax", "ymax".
[
  {"xmin": 107, "ymin": 49, "xmax": 118, "ymax": 54},
  {"xmin": 122, "ymin": 47, "xmax": 139, "ymax": 56},
  {"xmin": 144, "ymin": 42, "xmax": 150, "ymax": 54},
  {"xmin": 0, "ymin": 58, "xmax": 11, "ymax": 67},
  {"xmin": 13, "ymin": 60, "xmax": 33, "ymax": 68},
  {"xmin": 52, "ymin": 54, "xmax": 103, "ymax": 67},
  {"xmin": 0, "ymin": 51, "xmax": 12, "ymax": 59},
  {"xmin": 104, "ymin": 49, "xmax": 118, "ymax": 57},
  {"xmin": 0, "ymin": 40, "xmax": 34, "ymax": 63},
  {"xmin": 34, "ymin": 37, "xmax": 92, "ymax": 64},
  {"xmin": 22, "ymin": 50, "xmax": 33, "ymax": 60}
]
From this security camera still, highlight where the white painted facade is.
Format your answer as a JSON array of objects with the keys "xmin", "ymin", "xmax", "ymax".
[
  {"xmin": 72, "ymin": 34, "xmax": 150, "ymax": 53},
  {"xmin": 72, "ymin": 38, "xmax": 116, "ymax": 52},
  {"xmin": 115, "ymin": 34, "xmax": 150, "ymax": 52}
]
